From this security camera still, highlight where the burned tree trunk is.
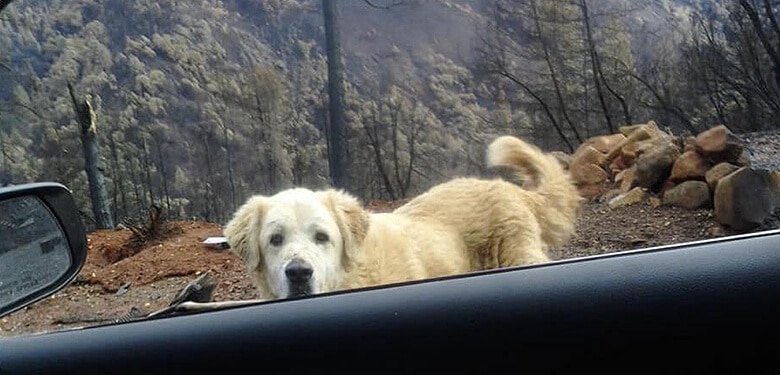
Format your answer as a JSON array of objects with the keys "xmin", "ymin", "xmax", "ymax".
[
  {"xmin": 323, "ymin": 0, "xmax": 349, "ymax": 189},
  {"xmin": 68, "ymin": 82, "xmax": 114, "ymax": 229}
]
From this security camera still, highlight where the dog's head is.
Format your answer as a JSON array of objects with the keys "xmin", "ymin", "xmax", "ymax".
[{"xmin": 224, "ymin": 188, "xmax": 369, "ymax": 299}]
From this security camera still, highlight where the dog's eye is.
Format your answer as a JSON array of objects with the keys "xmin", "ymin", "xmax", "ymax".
[
  {"xmin": 269, "ymin": 233, "xmax": 284, "ymax": 246},
  {"xmin": 314, "ymin": 232, "xmax": 329, "ymax": 243}
]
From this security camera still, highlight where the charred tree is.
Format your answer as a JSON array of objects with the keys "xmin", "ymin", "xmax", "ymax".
[
  {"xmin": 323, "ymin": 0, "xmax": 349, "ymax": 189},
  {"xmin": 68, "ymin": 82, "xmax": 114, "ymax": 229}
]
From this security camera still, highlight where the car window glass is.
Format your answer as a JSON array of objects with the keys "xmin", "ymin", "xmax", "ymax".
[{"xmin": 1, "ymin": 0, "xmax": 778, "ymax": 337}]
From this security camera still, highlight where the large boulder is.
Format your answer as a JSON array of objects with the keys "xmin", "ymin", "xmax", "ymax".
[
  {"xmin": 662, "ymin": 180, "xmax": 711, "ymax": 209},
  {"xmin": 705, "ymin": 162, "xmax": 740, "ymax": 191},
  {"xmin": 569, "ymin": 145, "xmax": 609, "ymax": 185},
  {"xmin": 634, "ymin": 139, "xmax": 681, "ymax": 192},
  {"xmin": 571, "ymin": 163, "xmax": 610, "ymax": 185},
  {"xmin": 695, "ymin": 125, "xmax": 744, "ymax": 164},
  {"xmin": 669, "ymin": 151, "xmax": 711, "ymax": 182},
  {"xmin": 714, "ymin": 167, "xmax": 780, "ymax": 231}
]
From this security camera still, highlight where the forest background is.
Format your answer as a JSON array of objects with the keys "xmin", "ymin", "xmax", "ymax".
[{"xmin": 2, "ymin": 0, "xmax": 779, "ymax": 229}]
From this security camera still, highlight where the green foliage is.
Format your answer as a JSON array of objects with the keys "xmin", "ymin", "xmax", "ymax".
[{"xmin": 1, "ymin": 0, "xmax": 778, "ymax": 225}]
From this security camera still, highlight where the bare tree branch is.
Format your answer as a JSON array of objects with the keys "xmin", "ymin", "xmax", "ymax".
[
  {"xmin": 363, "ymin": 109, "xmax": 397, "ymax": 199},
  {"xmin": 492, "ymin": 67, "xmax": 576, "ymax": 152},
  {"xmin": 739, "ymin": 0, "xmax": 780, "ymax": 92},
  {"xmin": 617, "ymin": 61, "xmax": 697, "ymax": 134}
]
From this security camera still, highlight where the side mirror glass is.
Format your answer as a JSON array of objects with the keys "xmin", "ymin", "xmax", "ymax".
[{"xmin": 0, "ymin": 183, "xmax": 88, "ymax": 318}]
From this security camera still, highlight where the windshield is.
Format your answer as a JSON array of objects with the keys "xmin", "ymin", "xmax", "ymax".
[{"xmin": 1, "ymin": 0, "xmax": 778, "ymax": 336}]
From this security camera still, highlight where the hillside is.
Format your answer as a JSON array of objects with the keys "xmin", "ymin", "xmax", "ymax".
[{"xmin": 5, "ymin": 0, "xmax": 772, "ymax": 227}]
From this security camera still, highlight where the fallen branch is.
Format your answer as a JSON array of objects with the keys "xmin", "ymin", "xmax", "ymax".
[
  {"xmin": 146, "ymin": 299, "xmax": 267, "ymax": 319},
  {"xmin": 168, "ymin": 272, "xmax": 218, "ymax": 306}
]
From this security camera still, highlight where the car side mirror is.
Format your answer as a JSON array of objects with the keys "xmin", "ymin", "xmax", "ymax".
[{"xmin": 0, "ymin": 182, "xmax": 88, "ymax": 318}]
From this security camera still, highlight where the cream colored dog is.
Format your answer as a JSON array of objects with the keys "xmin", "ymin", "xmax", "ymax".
[{"xmin": 224, "ymin": 135, "xmax": 583, "ymax": 300}]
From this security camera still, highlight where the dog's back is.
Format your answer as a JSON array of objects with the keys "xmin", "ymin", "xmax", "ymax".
[
  {"xmin": 394, "ymin": 135, "xmax": 583, "ymax": 268},
  {"xmin": 341, "ymin": 213, "xmax": 470, "ymax": 290}
]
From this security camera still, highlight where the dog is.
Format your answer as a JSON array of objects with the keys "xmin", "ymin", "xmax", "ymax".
[{"xmin": 223, "ymin": 135, "xmax": 583, "ymax": 300}]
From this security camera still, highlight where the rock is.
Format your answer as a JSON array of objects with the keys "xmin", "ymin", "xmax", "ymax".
[
  {"xmin": 618, "ymin": 124, "xmax": 645, "ymax": 137},
  {"xmin": 714, "ymin": 167, "xmax": 780, "ymax": 232},
  {"xmin": 608, "ymin": 154, "xmax": 631, "ymax": 174},
  {"xmin": 735, "ymin": 150, "xmax": 752, "ymax": 167},
  {"xmin": 771, "ymin": 170, "xmax": 780, "ymax": 191},
  {"xmin": 660, "ymin": 179, "xmax": 677, "ymax": 194},
  {"xmin": 695, "ymin": 125, "xmax": 744, "ymax": 164},
  {"xmin": 669, "ymin": 150, "xmax": 711, "ymax": 182},
  {"xmin": 641, "ymin": 120, "xmax": 667, "ymax": 138},
  {"xmin": 577, "ymin": 184, "xmax": 610, "ymax": 201},
  {"xmin": 634, "ymin": 139, "xmax": 681, "ymax": 191},
  {"xmin": 662, "ymin": 180, "xmax": 711, "ymax": 209},
  {"xmin": 571, "ymin": 145, "xmax": 606, "ymax": 167},
  {"xmin": 608, "ymin": 187, "xmax": 647, "ymax": 209},
  {"xmin": 683, "ymin": 136, "xmax": 697, "ymax": 153},
  {"xmin": 620, "ymin": 141, "xmax": 641, "ymax": 160},
  {"xmin": 606, "ymin": 121, "xmax": 667, "ymax": 163},
  {"xmin": 619, "ymin": 165, "xmax": 637, "ymax": 193},
  {"xmin": 601, "ymin": 188, "xmax": 622, "ymax": 203},
  {"xmin": 615, "ymin": 167, "xmax": 629, "ymax": 184},
  {"xmin": 648, "ymin": 196, "xmax": 663, "ymax": 208},
  {"xmin": 705, "ymin": 162, "xmax": 739, "ymax": 191},
  {"xmin": 569, "ymin": 145, "xmax": 608, "ymax": 185},
  {"xmin": 584, "ymin": 133, "xmax": 626, "ymax": 154},
  {"xmin": 571, "ymin": 163, "xmax": 610, "ymax": 185},
  {"xmin": 707, "ymin": 225, "xmax": 727, "ymax": 237},
  {"xmin": 634, "ymin": 138, "xmax": 662, "ymax": 157},
  {"xmin": 115, "ymin": 282, "xmax": 131, "ymax": 296}
]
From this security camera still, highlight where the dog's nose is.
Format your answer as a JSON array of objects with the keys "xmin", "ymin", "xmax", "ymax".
[{"xmin": 285, "ymin": 259, "xmax": 313, "ymax": 283}]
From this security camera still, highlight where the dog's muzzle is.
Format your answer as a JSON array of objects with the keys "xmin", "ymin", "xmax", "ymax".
[{"xmin": 285, "ymin": 258, "xmax": 313, "ymax": 298}]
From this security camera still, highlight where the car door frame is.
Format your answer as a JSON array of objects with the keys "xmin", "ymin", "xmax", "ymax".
[{"xmin": 1, "ymin": 229, "xmax": 779, "ymax": 374}]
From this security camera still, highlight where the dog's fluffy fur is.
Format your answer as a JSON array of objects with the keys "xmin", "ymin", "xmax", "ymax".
[{"xmin": 224, "ymin": 135, "xmax": 583, "ymax": 299}]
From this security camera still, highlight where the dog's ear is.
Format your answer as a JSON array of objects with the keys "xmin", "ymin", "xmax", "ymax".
[
  {"xmin": 223, "ymin": 195, "xmax": 267, "ymax": 272},
  {"xmin": 318, "ymin": 189, "xmax": 369, "ymax": 267}
]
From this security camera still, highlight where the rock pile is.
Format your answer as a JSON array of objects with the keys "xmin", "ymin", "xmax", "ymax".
[{"xmin": 560, "ymin": 121, "xmax": 780, "ymax": 232}]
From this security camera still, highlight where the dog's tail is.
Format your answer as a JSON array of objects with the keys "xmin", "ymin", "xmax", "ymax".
[{"xmin": 486, "ymin": 135, "xmax": 584, "ymax": 248}]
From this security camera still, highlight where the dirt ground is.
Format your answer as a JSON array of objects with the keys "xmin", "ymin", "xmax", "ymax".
[{"xmin": 0, "ymin": 192, "xmax": 773, "ymax": 337}]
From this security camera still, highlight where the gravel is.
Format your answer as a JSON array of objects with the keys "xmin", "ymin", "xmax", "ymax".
[{"xmin": 740, "ymin": 130, "xmax": 780, "ymax": 172}]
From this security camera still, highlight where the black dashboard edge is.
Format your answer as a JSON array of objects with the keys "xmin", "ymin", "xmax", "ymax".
[{"xmin": 1, "ymin": 230, "xmax": 778, "ymax": 374}]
